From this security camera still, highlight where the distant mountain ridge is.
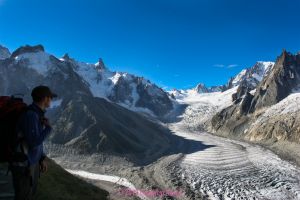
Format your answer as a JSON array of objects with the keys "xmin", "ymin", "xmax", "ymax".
[
  {"xmin": 168, "ymin": 61, "xmax": 275, "ymax": 101},
  {"xmin": 0, "ymin": 44, "xmax": 178, "ymax": 164},
  {"xmin": 0, "ymin": 44, "xmax": 173, "ymax": 117}
]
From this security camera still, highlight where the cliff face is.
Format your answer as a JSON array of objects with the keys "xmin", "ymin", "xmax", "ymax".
[
  {"xmin": 249, "ymin": 51, "xmax": 300, "ymax": 113},
  {"xmin": 0, "ymin": 44, "xmax": 176, "ymax": 165},
  {"xmin": 211, "ymin": 50, "xmax": 300, "ymax": 147}
]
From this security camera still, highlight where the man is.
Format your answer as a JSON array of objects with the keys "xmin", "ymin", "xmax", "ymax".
[{"xmin": 11, "ymin": 85, "xmax": 57, "ymax": 200}]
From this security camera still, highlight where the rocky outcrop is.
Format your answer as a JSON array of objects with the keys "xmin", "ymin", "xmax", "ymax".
[
  {"xmin": 135, "ymin": 77, "xmax": 173, "ymax": 116},
  {"xmin": 3, "ymin": 44, "xmax": 174, "ymax": 117},
  {"xmin": 108, "ymin": 75, "xmax": 134, "ymax": 104},
  {"xmin": 95, "ymin": 58, "xmax": 106, "ymax": 71},
  {"xmin": 194, "ymin": 83, "xmax": 209, "ymax": 93},
  {"xmin": 0, "ymin": 44, "xmax": 177, "ymax": 164},
  {"xmin": 11, "ymin": 44, "xmax": 45, "ymax": 58},
  {"xmin": 209, "ymin": 85, "xmax": 226, "ymax": 92},
  {"xmin": 225, "ymin": 62, "xmax": 274, "ymax": 93},
  {"xmin": 232, "ymin": 80, "xmax": 253, "ymax": 102},
  {"xmin": 51, "ymin": 95, "xmax": 175, "ymax": 161},
  {"xmin": 245, "ymin": 93, "xmax": 300, "ymax": 143},
  {"xmin": 210, "ymin": 50, "xmax": 300, "ymax": 156},
  {"xmin": 0, "ymin": 45, "xmax": 11, "ymax": 60},
  {"xmin": 248, "ymin": 51, "xmax": 300, "ymax": 113}
]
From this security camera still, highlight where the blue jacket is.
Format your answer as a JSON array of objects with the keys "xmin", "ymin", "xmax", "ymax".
[{"xmin": 16, "ymin": 103, "xmax": 52, "ymax": 166}]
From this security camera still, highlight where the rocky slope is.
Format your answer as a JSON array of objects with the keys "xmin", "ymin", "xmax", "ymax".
[
  {"xmin": 0, "ymin": 45, "xmax": 11, "ymax": 60},
  {"xmin": 0, "ymin": 44, "xmax": 177, "ymax": 165},
  {"xmin": 0, "ymin": 44, "xmax": 173, "ymax": 117},
  {"xmin": 37, "ymin": 159, "xmax": 109, "ymax": 200},
  {"xmin": 0, "ymin": 159, "xmax": 109, "ymax": 200},
  {"xmin": 210, "ymin": 50, "xmax": 300, "ymax": 165}
]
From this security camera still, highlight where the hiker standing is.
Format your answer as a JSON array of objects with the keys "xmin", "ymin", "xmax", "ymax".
[{"xmin": 10, "ymin": 86, "xmax": 57, "ymax": 200}]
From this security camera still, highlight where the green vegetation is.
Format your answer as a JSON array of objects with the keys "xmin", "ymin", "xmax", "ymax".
[{"xmin": 36, "ymin": 159, "xmax": 109, "ymax": 200}]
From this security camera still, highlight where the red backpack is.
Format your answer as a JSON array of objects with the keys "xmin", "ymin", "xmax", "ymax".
[{"xmin": 0, "ymin": 96, "xmax": 28, "ymax": 163}]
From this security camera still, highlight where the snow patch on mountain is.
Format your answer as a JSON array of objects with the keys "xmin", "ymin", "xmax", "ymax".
[
  {"xmin": 72, "ymin": 61, "xmax": 110, "ymax": 98},
  {"xmin": 232, "ymin": 61, "xmax": 275, "ymax": 87},
  {"xmin": 73, "ymin": 60, "xmax": 135, "ymax": 100},
  {"xmin": 254, "ymin": 92, "xmax": 300, "ymax": 124},
  {"xmin": 232, "ymin": 69, "xmax": 247, "ymax": 86},
  {"xmin": 14, "ymin": 51, "xmax": 51, "ymax": 75},
  {"xmin": 169, "ymin": 86, "xmax": 237, "ymax": 105},
  {"xmin": 170, "ymin": 86, "xmax": 238, "ymax": 130}
]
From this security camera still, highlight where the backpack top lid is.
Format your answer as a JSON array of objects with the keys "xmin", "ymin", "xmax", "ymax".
[{"xmin": 0, "ymin": 96, "xmax": 27, "ymax": 115}]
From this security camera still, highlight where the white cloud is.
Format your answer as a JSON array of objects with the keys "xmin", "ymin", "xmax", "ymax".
[
  {"xmin": 227, "ymin": 64, "xmax": 238, "ymax": 68},
  {"xmin": 213, "ymin": 64, "xmax": 239, "ymax": 69}
]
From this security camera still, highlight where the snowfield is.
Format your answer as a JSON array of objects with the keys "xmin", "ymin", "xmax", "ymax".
[
  {"xmin": 254, "ymin": 92, "xmax": 300, "ymax": 122},
  {"xmin": 14, "ymin": 51, "xmax": 51, "ymax": 75},
  {"xmin": 168, "ymin": 86, "xmax": 238, "ymax": 130},
  {"xmin": 66, "ymin": 169, "xmax": 150, "ymax": 200}
]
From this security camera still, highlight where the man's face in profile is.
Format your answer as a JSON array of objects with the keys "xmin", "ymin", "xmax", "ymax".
[{"xmin": 44, "ymin": 96, "xmax": 52, "ymax": 108}]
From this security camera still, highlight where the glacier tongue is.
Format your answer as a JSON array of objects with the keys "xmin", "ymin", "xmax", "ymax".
[{"xmin": 166, "ymin": 86, "xmax": 300, "ymax": 200}]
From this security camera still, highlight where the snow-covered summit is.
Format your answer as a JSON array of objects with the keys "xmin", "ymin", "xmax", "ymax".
[
  {"xmin": 231, "ymin": 61, "xmax": 274, "ymax": 87},
  {"xmin": 4, "ymin": 44, "xmax": 173, "ymax": 117},
  {"xmin": 14, "ymin": 51, "xmax": 52, "ymax": 75}
]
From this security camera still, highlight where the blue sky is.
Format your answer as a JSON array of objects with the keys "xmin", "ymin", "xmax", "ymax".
[{"xmin": 0, "ymin": 0, "xmax": 300, "ymax": 89}]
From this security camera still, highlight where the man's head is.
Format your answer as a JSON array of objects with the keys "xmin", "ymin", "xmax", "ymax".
[{"xmin": 31, "ymin": 85, "xmax": 57, "ymax": 109}]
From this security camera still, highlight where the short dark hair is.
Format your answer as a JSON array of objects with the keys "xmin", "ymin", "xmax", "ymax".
[{"xmin": 31, "ymin": 85, "xmax": 57, "ymax": 102}]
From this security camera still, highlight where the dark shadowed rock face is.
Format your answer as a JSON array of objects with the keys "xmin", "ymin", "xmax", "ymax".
[
  {"xmin": 135, "ymin": 78, "xmax": 174, "ymax": 116},
  {"xmin": 239, "ymin": 92, "xmax": 254, "ymax": 115},
  {"xmin": 226, "ymin": 62, "xmax": 274, "ymax": 92},
  {"xmin": 194, "ymin": 83, "xmax": 209, "ymax": 93},
  {"xmin": 2, "ymin": 44, "xmax": 174, "ymax": 117},
  {"xmin": 51, "ymin": 95, "xmax": 173, "ymax": 157},
  {"xmin": 108, "ymin": 76, "xmax": 134, "ymax": 104},
  {"xmin": 211, "ymin": 50, "xmax": 300, "ymax": 146},
  {"xmin": 232, "ymin": 80, "xmax": 254, "ymax": 102},
  {"xmin": 0, "ymin": 44, "xmax": 177, "ymax": 164},
  {"xmin": 248, "ymin": 51, "xmax": 300, "ymax": 113},
  {"xmin": 11, "ymin": 45, "xmax": 45, "ymax": 58},
  {"xmin": 95, "ymin": 58, "xmax": 106, "ymax": 71},
  {"xmin": 230, "ymin": 62, "xmax": 275, "ymax": 101}
]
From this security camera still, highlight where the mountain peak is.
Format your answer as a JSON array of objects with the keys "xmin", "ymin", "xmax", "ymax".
[
  {"xmin": 62, "ymin": 53, "xmax": 71, "ymax": 60},
  {"xmin": 11, "ymin": 44, "xmax": 45, "ymax": 58},
  {"xmin": 0, "ymin": 45, "xmax": 11, "ymax": 60},
  {"xmin": 95, "ymin": 58, "xmax": 106, "ymax": 70},
  {"xmin": 194, "ymin": 83, "xmax": 208, "ymax": 93}
]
